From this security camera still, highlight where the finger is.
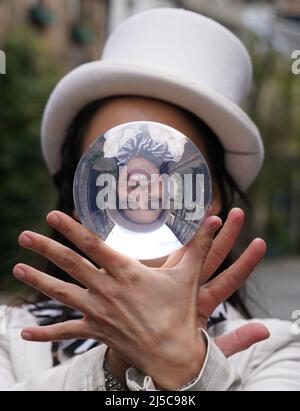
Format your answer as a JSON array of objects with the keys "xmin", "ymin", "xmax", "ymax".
[
  {"xmin": 202, "ymin": 208, "xmax": 245, "ymax": 283},
  {"xmin": 21, "ymin": 320, "xmax": 90, "ymax": 342},
  {"xmin": 162, "ymin": 246, "xmax": 187, "ymax": 268},
  {"xmin": 214, "ymin": 323, "xmax": 270, "ymax": 358},
  {"xmin": 13, "ymin": 263, "xmax": 88, "ymax": 313},
  {"xmin": 162, "ymin": 206, "xmax": 220, "ymax": 269},
  {"xmin": 47, "ymin": 211, "xmax": 137, "ymax": 276},
  {"xmin": 206, "ymin": 205, "xmax": 214, "ymax": 217},
  {"xmin": 204, "ymin": 238, "xmax": 267, "ymax": 309},
  {"xmin": 177, "ymin": 216, "xmax": 223, "ymax": 274},
  {"xmin": 18, "ymin": 231, "xmax": 104, "ymax": 289}
]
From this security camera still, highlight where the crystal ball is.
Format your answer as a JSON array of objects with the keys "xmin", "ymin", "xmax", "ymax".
[{"xmin": 73, "ymin": 121, "xmax": 212, "ymax": 261}]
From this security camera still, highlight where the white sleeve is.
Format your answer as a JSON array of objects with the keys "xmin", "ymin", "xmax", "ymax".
[
  {"xmin": 0, "ymin": 306, "xmax": 109, "ymax": 391},
  {"xmin": 230, "ymin": 319, "xmax": 300, "ymax": 391},
  {"xmin": 209, "ymin": 318, "xmax": 300, "ymax": 391},
  {"xmin": 0, "ymin": 319, "xmax": 15, "ymax": 388},
  {"xmin": 6, "ymin": 345, "xmax": 109, "ymax": 391},
  {"xmin": 0, "ymin": 306, "xmax": 53, "ymax": 389}
]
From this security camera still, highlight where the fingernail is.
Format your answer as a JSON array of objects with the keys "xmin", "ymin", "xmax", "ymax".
[
  {"xmin": 22, "ymin": 331, "xmax": 33, "ymax": 341},
  {"xmin": 13, "ymin": 265, "xmax": 26, "ymax": 280},
  {"xmin": 19, "ymin": 233, "xmax": 32, "ymax": 248},
  {"xmin": 47, "ymin": 212, "xmax": 60, "ymax": 227}
]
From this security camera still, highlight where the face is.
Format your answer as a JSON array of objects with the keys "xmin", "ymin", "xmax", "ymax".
[
  {"xmin": 118, "ymin": 156, "xmax": 164, "ymax": 225},
  {"xmin": 80, "ymin": 96, "xmax": 222, "ymax": 266}
]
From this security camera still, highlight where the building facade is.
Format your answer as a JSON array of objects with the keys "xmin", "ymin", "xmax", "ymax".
[
  {"xmin": 107, "ymin": 0, "xmax": 178, "ymax": 33},
  {"xmin": 276, "ymin": 0, "xmax": 300, "ymax": 19},
  {"xmin": 0, "ymin": 0, "xmax": 108, "ymax": 69}
]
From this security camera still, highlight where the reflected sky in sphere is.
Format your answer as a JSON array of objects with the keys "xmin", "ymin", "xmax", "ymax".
[{"xmin": 73, "ymin": 121, "xmax": 212, "ymax": 260}]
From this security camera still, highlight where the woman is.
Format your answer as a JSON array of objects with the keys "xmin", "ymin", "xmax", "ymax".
[{"xmin": 1, "ymin": 9, "xmax": 300, "ymax": 391}]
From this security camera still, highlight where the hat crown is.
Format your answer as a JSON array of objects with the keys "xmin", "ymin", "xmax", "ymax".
[{"xmin": 102, "ymin": 8, "xmax": 252, "ymax": 104}]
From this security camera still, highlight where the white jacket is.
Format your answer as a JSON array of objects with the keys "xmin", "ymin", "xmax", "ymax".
[{"xmin": 0, "ymin": 304, "xmax": 300, "ymax": 391}]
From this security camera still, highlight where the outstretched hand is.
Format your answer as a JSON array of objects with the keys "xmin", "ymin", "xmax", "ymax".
[{"xmin": 13, "ymin": 208, "xmax": 269, "ymax": 390}]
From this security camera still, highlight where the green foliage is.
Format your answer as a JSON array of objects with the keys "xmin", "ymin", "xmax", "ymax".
[
  {"xmin": 244, "ymin": 34, "xmax": 300, "ymax": 255},
  {"xmin": 0, "ymin": 27, "xmax": 62, "ymax": 285}
]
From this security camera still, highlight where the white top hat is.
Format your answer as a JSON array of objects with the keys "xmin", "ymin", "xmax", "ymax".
[{"xmin": 41, "ymin": 8, "xmax": 264, "ymax": 190}]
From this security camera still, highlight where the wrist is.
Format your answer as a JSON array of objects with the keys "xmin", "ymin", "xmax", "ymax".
[{"xmin": 148, "ymin": 333, "xmax": 207, "ymax": 391}]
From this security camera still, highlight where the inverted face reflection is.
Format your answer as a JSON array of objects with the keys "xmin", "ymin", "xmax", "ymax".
[{"xmin": 118, "ymin": 156, "xmax": 165, "ymax": 225}]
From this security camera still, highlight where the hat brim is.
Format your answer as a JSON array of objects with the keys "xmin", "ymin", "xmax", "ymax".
[{"xmin": 42, "ymin": 60, "xmax": 264, "ymax": 190}]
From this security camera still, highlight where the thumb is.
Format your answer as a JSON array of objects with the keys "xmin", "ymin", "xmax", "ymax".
[{"xmin": 214, "ymin": 323, "xmax": 270, "ymax": 358}]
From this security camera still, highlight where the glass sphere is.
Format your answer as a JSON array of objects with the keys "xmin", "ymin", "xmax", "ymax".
[{"xmin": 73, "ymin": 121, "xmax": 212, "ymax": 260}]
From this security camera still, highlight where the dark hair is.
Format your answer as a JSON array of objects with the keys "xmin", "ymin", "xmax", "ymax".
[{"xmin": 46, "ymin": 97, "xmax": 251, "ymax": 315}]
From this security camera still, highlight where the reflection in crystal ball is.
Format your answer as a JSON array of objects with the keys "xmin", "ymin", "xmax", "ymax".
[{"xmin": 73, "ymin": 121, "xmax": 212, "ymax": 260}]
